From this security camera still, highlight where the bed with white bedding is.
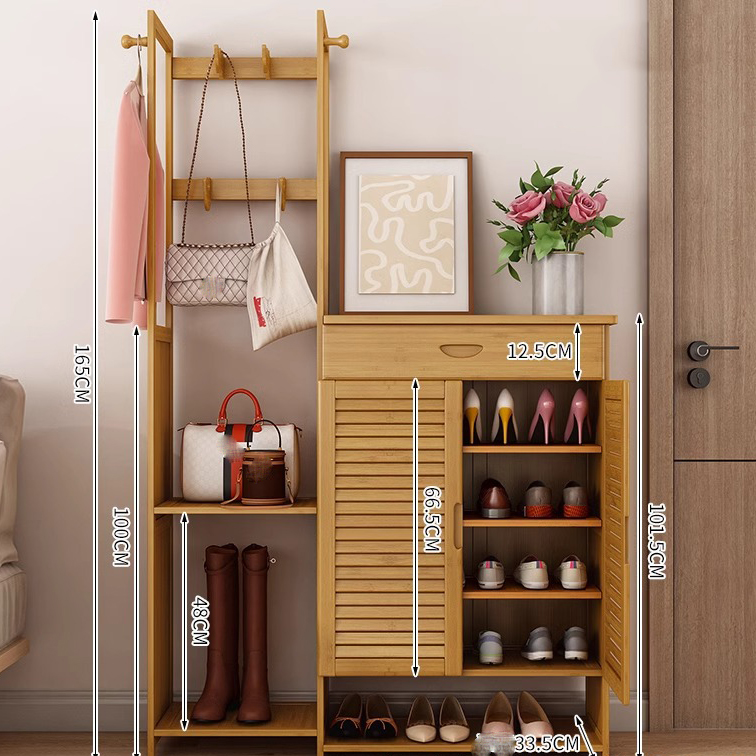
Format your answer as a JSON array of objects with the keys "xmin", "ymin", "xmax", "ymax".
[{"xmin": 0, "ymin": 376, "xmax": 28, "ymax": 672}]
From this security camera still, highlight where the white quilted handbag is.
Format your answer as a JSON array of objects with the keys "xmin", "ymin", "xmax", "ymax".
[
  {"xmin": 180, "ymin": 389, "xmax": 301, "ymax": 503},
  {"xmin": 166, "ymin": 50, "xmax": 255, "ymax": 307}
]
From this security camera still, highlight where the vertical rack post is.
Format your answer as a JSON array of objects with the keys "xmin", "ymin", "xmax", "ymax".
[
  {"xmin": 316, "ymin": 9, "xmax": 330, "ymax": 380},
  {"xmin": 146, "ymin": 10, "xmax": 173, "ymax": 756}
]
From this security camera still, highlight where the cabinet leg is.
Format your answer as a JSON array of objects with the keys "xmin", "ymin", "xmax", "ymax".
[{"xmin": 586, "ymin": 677, "xmax": 610, "ymax": 753}]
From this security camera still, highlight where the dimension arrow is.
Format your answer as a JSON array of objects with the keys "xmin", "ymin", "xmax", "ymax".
[
  {"xmin": 574, "ymin": 715, "xmax": 596, "ymax": 756},
  {"xmin": 91, "ymin": 10, "xmax": 100, "ymax": 756},
  {"xmin": 180, "ymin": 512, "xmax": 189, "ymax": 731},
  {"xmin": 635, "ymin": 313, "xmax": 644, "ymax": 756},
  {"xmin": 132, "ymin": 327, "xmax": 141, "ymax": 756},
  {"xmin": 411, "ymin": 378, "xmax": 420, "ymax": 678},
  {"xmin": 573, "ymin": 323, "xmax": 582, "ymax": 381}
]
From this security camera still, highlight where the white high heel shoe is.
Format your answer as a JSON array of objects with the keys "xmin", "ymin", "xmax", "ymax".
[
  {"xmin": 491, "ymin": 389, "xmax": 518, "ymax": 445},
  {"xmin": 463, "ymin": 389, "xmax": 483, "ymax": 445}
]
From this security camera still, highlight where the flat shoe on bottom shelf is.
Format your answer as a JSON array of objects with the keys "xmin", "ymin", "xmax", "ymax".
[
  {"xmin": 328, "ymin": 693, "xmax": 363, "ymax": 738},
  {"xmin": 364, "ymin": 694, "xmax": 398, "ymax": 739},
  {"xmin": 517, "ymin": 691, "xmax": 554, "ymax": 738},
  {"xmin": 482, "ymin": 691, "xmax": 515, "ymax": 736},
  {"xmin": 439, "ymin": 695, "xmax": 470, "ymax": 743},
  {"xmin": 405, "ymin": 695, "xmax": 436, "ymax": 743}
]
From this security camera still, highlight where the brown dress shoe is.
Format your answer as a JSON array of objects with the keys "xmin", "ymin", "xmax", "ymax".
[
  {"xmin": 237, "ymin": 544, "xmax": 272, "ymax": 723},
  {"xmin": 478, "ymin": 478, "xmax": 512, "ymax": 519},
  {"xmin": 192, "ymin": 544, "xmax": 240, "ymax": 723}
]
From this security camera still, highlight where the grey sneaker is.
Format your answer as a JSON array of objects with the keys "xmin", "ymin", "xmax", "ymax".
[
  {"xmin": 521, "ymin": 626, "xmax": 553, "ymax": 661},
  {"xmin": 558, "ymin": 626, "xmax": 589, "ymax": 661}
]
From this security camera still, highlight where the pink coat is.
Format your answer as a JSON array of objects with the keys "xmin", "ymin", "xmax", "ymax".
[{"xmin": 106, "ymin": 79, "xmax": 165, "ymax": 328}]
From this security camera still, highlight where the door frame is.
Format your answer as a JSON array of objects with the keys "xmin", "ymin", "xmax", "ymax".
[{"xmin": 648, "ymin": 0, "xmax": 675, "ymax": 731}]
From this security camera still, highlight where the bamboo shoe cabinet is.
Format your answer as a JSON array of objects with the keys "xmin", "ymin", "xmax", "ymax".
[
  {"xmin": 317, "ymin": 316, "xmax": 630, "ymax": 754},
  {"xmin": 136, "ymin": 11, "xmax": 630, "ymax": 756}
]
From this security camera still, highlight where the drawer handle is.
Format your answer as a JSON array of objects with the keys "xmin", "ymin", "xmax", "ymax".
[{"xmin": 440, "ymin": 344, "xmax": 483, "ymax": 358}]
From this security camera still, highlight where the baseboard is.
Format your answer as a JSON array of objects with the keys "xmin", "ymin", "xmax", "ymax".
[{"xmin": 0, "ymin": 689, "xmax": 647, "ymax": 732}]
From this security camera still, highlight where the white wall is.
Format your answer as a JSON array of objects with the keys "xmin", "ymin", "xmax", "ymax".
[{"xmin": 0, "ymin": 0, "xmax": 647, "ymax": 730}]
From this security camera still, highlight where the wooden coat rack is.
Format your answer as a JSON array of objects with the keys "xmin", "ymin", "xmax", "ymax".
[{"xmin": 122, "ymin": 10, "xmax": 347, "ymax": 756}]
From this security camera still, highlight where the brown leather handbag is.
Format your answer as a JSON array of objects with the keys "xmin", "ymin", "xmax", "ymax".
[{"xmin": 238, "ymin": 421, "xmax": 291, "ymax": 507}]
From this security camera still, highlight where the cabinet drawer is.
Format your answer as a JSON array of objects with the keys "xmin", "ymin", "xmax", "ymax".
[{"xmin": 323, "ymin": 324, "xmax": 606, "ymax": 380}]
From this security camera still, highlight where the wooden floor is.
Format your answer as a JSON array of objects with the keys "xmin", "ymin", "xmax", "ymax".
[{"xmin": 2, "ymin": 731, "xmax": 756, "ymax": 756}]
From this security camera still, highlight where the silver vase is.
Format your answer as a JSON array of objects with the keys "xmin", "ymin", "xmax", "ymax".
[{"xmin": 532, "ymin": 251, "xmax": 584, "ymax": 315}]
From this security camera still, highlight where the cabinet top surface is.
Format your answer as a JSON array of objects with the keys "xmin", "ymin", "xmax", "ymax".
[{"xmin": 323, "ymin": 314, "xmax": 618, "ymax": 326}]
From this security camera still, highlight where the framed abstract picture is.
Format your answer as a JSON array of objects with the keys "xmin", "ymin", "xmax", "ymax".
[{"xmin": 340, "ymin": 152, "xmax": 473, "ymax": 313}]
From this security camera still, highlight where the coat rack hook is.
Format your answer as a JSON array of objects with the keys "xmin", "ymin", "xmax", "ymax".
[
  {"xmin": 121, "ymin": 34, "xmax": 148, "ymax": 49},
  {"xmin": 324, "ymin": 34, "xmax": 349, "ymax": 49},
  {"xmin": 262, "ymin": 44, "xmax": 271, "ymax": 79},
  {"xmin": 279, "ymin": 177, "xmax": 287, "ymax": 212},
  {"xmin": 213, "ymin": 44, "xmax": 224, "ymax": 78},
  {"xmin": 203, "ymin": 178, "xmax": 212, "ymax": 212}
]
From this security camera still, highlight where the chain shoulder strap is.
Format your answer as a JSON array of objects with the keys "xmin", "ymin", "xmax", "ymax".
[{"xmin": 180, "ymin": 50, "xmax": 254, "ymax": 245}]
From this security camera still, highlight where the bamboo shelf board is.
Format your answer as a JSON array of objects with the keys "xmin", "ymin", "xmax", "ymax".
[
  {"xmin": 462, "ymin": 651, "xmax": 602, "ymax": 677},
  {"xmin": 324, "ymin": 315, "xmax": 618, "ymax": 326},
  {"xmin": 154, "ymin": 498, "xmax": 317, "ymax": 515},
  {"xmin": 463, "ymin": 579, "xmax": 602, "ymax": 600},
  {"xmin": 323, "ymin": 720, "xmax": 478, "ymax": 752},
  {"xmin": 549, "ymin": 718, "xmax": 603, "ymax": 753},
  {"xmin": 173, "ymin": 178, "xmax": 317, "ymax": 202},
  {"xmin": 464, "ymin": 513, "xmax": 601, "ymax": 528},
  {"xmin": 155, "ymin": 702, "xmax": 317, "ymax": 737},
  {"xmin": 463, "ymin": 444, "xmax": 602, "ymax": 454},
  {"xmin": 324, "ymin": 718, "xmax": 601, "ymax": 753},
  {"xmin": 0, "ymin": 637, "xmax": 29, "ymax": 674},
  {"xmin": 173, "ymin": 56, "xmax": 317, "ymax": 79}
]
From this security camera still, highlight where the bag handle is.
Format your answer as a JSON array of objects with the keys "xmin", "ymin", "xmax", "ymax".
[
  {"xmin": 245, "ymin": 419, "xmax": 282, "ymax": 449},
  {"xmin": 216, "ymin": 389, "xmax": 263, "ymax": 433},
  {"xmin": 180, "ymin": 49, "xmax": 254, "ymax": 245}
]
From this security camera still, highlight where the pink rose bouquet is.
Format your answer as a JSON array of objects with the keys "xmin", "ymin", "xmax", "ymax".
[{"xmin": 490, "ymin": 164, "xmax": 624, "ymax": 280}]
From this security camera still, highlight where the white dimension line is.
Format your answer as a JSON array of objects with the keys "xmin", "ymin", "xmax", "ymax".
[
  {"xmin": 636, "ymin": 313, "xmax": 644, "ymax": 756},
  {"xmin": 133, "ymin": 327, "xmax": 141, "ymax": 755},
  {"xmin": 180, "ymin": 513, "xmax": 189, "ymax": 730},
  {"xmin": 573, "ymin": 322, "xmax": 582, "ymax": 381},
  {"xmin": 91, "ymin": 10, "xmax": 100, "ymax": 756},
  {"xmin": 411, "ymin": 378, "xmax": 420, "ymax": 678}
]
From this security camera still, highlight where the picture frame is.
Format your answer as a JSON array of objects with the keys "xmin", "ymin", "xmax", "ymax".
[{"xmin": 340, "ymin": 151, "xmax": 473, "ymax": 313}]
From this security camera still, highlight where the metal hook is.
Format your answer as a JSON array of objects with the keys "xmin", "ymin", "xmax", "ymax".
[{"xmin": 136, "ymin": 35, "xmax": 142, "ymax": 65}]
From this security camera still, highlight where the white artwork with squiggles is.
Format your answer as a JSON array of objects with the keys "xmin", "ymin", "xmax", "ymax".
[{"xmin": 358, "ymin": 174, "xmax": 456, "ymax": 294}]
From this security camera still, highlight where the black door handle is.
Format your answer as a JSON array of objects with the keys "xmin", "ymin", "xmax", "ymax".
[{"xmin": 688, "ymin": 340, "xmax": 740, "ymax": 361}]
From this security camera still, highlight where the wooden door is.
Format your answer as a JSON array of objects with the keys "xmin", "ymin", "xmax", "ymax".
[
  {"xmin": 601, "ymin": 381, "xmax": 630, "ymax": 705},
  {"xmin": 317, "ymin": 380, "xmax": 462, "ymax": 677},
  {"xmin": 650, "ymin": 0, "xmax": 756, "ymax": 730}
]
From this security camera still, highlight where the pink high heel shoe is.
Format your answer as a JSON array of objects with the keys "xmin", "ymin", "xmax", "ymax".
[
  {"xmin": 564, "ymin": 388, "xmax": 592, "ymax": 444},
  {"xmin": 528, "ymin": 389, "xmax": 556, "ymax": 445}
]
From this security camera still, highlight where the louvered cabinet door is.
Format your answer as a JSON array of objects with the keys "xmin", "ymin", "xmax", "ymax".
[
  {"xmin": 317, "ymin": 380, "xmax": 462, "ymax": 677},
  {"xmin": 601, "ymin": 380, "xmax": 630, "ymax": 704}
]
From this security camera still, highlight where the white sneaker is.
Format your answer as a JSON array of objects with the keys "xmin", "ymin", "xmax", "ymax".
[
  {"xmin": 478, "ymin": 630, "xmax": 503, "ymax": 665},
  {"xmin": 554, "ymin": 555, "xmax": 587, "ymax": 590},
  {"xmin": 513, "ymin": 556, "xmax": 549, "ymax": 590},
  {"xmin": 477, "ymin": 556, "xmax": 505, "ymax": 589}
]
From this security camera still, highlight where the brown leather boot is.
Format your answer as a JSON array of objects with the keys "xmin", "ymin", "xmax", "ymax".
[
  {"xmin": 191, "ymin": 544, "xmax": 240, "ymax": 723},
  {"xmin": 238, "ymin": 543, "xmax": 272, "ymax": 723}
]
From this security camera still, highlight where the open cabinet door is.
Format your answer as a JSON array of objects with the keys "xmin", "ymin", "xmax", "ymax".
[{"xmin": 601, "ymin": 380, "xmax": 631, "ymax": 704}]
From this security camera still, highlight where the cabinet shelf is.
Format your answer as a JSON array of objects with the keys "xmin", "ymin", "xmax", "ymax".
[
  {"xmin": 155, "ymin": 702, "xmax": 317, "ymax": 737},
  {"xmin": 463, "ymin": 444, "xmax": 601, "ymax": 454},
  {"xmin": 323, "ymin": 716, "xmax": 602, "ymax": 752},
  {"xmin": 154, "ymin": 497, "xmax": 317, "ymax": 516},
  {"xmin": 463, "ymin": 579, "xmax": 601, "ymax": 600},
  {"xmin": 463, "ymin": 651, "xmax": 602, "ymax": 677},
  {"xmin": 463, "ymin": 513, "xmax": 601, "ymax": 528}
]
